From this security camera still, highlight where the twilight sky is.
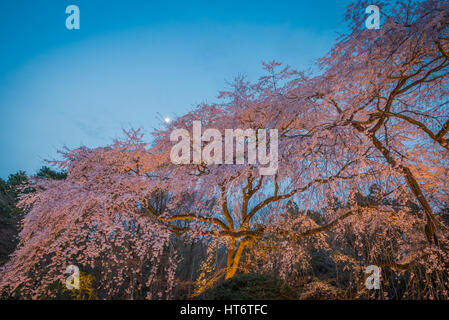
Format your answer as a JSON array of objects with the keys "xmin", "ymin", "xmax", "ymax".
[{"xmin": 0, "ymin": 0, "xmax": 351, "ymax": 179}]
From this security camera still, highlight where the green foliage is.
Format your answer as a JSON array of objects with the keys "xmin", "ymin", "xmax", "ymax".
[
  {"xmin": 0, "ymin": 177, "xmax": 20, "ymax": 266},
  {"xmin": 62, "ymin": 272, "xmax": 99, "ymax": 300},
  {"xmin": 198, "ymin": 274, "xmax": 298, "ymax": 300},
  {"xmin": 36, "ymin": 166, "xmax": 67, "ymax": 180},
  {"xmin": 6, "ymin": 171, "xmax": 27, "ymax": 189},
  {"xmin": 0, "ymin": 178, "xmax": 14, "ymax": 217},
  {"xmin": 3, "ymin": 171, "xmax": 29, "ymax": 217}
]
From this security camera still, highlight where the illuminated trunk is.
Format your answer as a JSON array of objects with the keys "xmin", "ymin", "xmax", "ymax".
[{"xmin": 225, "ymin": 238, "xmax": 249, "ymax": 280}]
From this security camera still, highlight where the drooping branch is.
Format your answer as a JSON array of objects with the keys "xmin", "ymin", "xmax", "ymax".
[
  {"xmin": 144, "ymin": 207, "xmax": 229, "ymax": 231},
  {"xmin": 436, "ymin": 40, "xmax": 449, "ymax": 61},
  {"xmin": 270, "ymin": 193, "xmax": 393, "ymax": 241},
  {"xmin": 378, "ymin": 253, "xmax": 430, "ymax": 271},
  {"xmin": 143, "ymin": 206, "xmax": 263, "ymax": 239},
  {"xmin": 377, "ymin": 111, "xmax": 449, "ymax": 150},
  {"xmin": 242, "ymin": 160, "xmax": 357, "ymax": 226}
]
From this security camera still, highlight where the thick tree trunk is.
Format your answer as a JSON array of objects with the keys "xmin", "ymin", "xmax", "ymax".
[{"xmin": 225, "ymin": 238, "xmax": 250, "ymax": 280}]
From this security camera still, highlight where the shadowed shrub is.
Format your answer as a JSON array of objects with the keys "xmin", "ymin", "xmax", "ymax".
[{"xmin": 198, "ymin": 274, "xmax": 298, "ymax": 300}]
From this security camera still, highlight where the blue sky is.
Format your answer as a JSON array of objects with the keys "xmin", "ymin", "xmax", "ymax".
[{"xmin": 0, "ymin": 0, "xmax": 352, "ymax": 179}]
